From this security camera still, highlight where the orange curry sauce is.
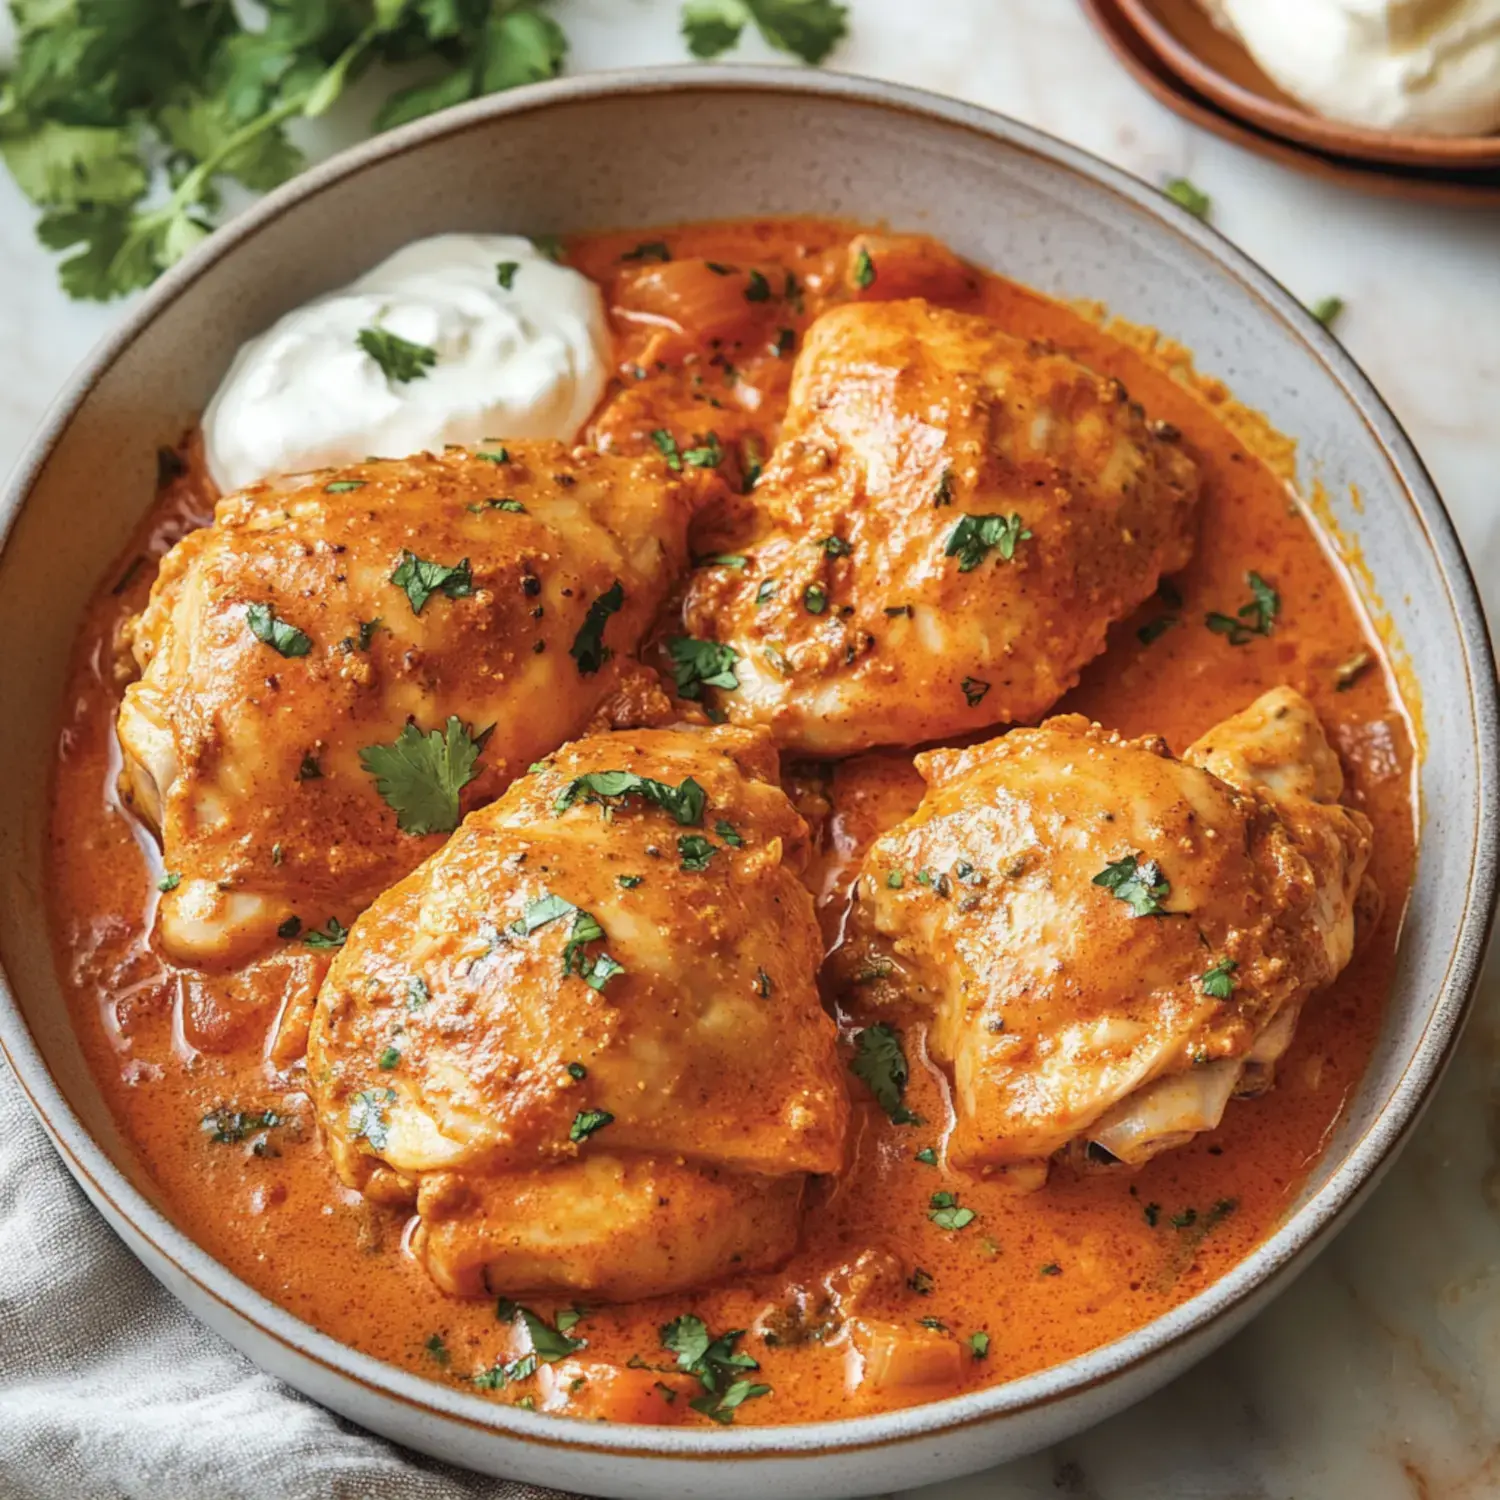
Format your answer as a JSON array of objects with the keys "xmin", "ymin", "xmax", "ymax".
[{"xmin": 47, "ymin": 219, "xmax": 1416, "ymax": 1427}]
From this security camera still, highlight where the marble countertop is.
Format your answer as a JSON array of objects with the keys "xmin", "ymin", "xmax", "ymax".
[{"xmin": 2, "ymin": 2, "xmax": 1497, "ymax": 1496}]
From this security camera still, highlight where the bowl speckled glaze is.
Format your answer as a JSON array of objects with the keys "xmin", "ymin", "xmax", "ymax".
[{"xmin": 0, "ymin": 67, "xmax": 1494, "ymax": 1500}]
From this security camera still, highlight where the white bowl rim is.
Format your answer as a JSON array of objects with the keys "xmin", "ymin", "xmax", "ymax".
[{"xmin": 0, "ymin": 62, "xmax": 1496, "ymax": 1464}]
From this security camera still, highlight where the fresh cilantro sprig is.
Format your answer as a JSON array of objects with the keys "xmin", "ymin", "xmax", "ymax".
[
  {"xmin": 660, "ymin": 1314, "xmax": 770, "ymax": 1425},
  {"xmin": 4, "ymin": 1, "xmax": 849, "ymax": 301},
  {"xmin": 360, "ymin": 716, "xmax": 488, "ymax": 835},
  {"xmin": 668, "ymin": 636, "xmax": 740, "ymax": 699},
  {"xmin": 554, "ymin": 770, "xmax": 707, "ymax": 826}
]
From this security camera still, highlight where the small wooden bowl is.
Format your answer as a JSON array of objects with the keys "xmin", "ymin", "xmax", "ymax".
[
  {"xmin": 1082, "ymin": 0, "xmax": 1500, "ymax": 206},
  {"xmin": 1116, "ymin": 0, "xmax": 1500, "ymax": 169}
]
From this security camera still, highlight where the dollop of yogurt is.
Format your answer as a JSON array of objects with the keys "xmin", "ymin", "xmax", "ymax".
[
  {"xmin": 1205, "ymin": 0, "xmax": 1500, "ymax": 135},
  {"xmin": 203, "ymin": 233, "xmax": 609, "ymax": 492}
]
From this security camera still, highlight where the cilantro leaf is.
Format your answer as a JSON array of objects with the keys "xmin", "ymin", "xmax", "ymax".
[
  {"xmin": 359, "ymin": 716, "xmax": 487, "ymax": 835},
  {"xmin": 390, "ymin": 551, "xmax": 473, "ymax": 615},
  {"xmin": 358, "ymin": 327, "xmax": 438, "ymax": 384},
  {"xmin": 1205, "ymin": 572, "xmax": 1280, "ymax": 645},
  {"xmin": 554, "ymin": 771, "xmax": 707, "ymax": 826},
  {"xmin": 682, "ymin": 0, "xmax": 848, "ymax": 63},
  {"xmin": 570, "ymin": 1108, "xmax": 614, "ymax": 1142},
  {"xmin": 201, "ymin": 1107, "xmax": 282, "ymax": 1145},
  {"xmin": 850, "ymin": 1023, "xmax": 920, "ymax": 1125},
  {"xmin": 1093, "ymin": 853, "xmax": 1172, "ymax": 918},
  {"xmin": 570, "ymin": 580, "xmax": 625, "ymax": 675},
  {"xmin": 1165, "ymin": 177, "xmax": 1211, "ymax": 219},
  {"xmin": 668, "ymin": 636, "xmax": 740, "ymax": 699},
  {"xmin": 928, "ymin": 1192, "xmax": 976, "ymax": 1231},
  {"xmin": 303, "ymin": 916, "xmax": 350, "ymax": 950},
  {"xmin": 678, "ymin": 834, "xmax": 718, "ymax": 872},
  {"xmin": 1201, "ymin": 957, "xmax": 1239, "ymax": 999},
  {"xmin": 497, "ymin": 1300, "xmax": 587, "ymax": 1363},
  {"xmin": 945, "ymin": 513, "xmax": 1032, "ymax": 572},
  {"xmin": 246, "ymin": 602, "xmax": 312, "ymax": 658}
]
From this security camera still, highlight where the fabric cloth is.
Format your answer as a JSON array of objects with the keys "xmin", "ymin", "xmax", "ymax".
[{"xmin": 0, "ymin": 1059, "xmax": 574, "ymax": 1500}]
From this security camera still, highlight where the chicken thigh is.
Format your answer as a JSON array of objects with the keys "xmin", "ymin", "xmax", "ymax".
[
  {"xmin": 842, "ymin": 688, "xmax": 1373, "ymax": 1182},
  {"xmin": 119, "ymin": 444, "xmax": 695, "ymax": 967},
  {"xmin": 307, "ymin": 725, "xmax": 848, "ymax": 1301},
  {"xmin": 681, "ymin": 299, "xmax": 1200, "ymax": 754}
]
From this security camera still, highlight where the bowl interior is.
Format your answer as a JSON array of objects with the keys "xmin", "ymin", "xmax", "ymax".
[{"xmin": 0, "ymin": 72, "xmax": 1493, "ymax": 1455}]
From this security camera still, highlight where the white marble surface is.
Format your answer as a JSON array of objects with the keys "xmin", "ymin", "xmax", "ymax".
[{"xmin": 2, "ymin": 2, "xmax": 1498, "ymax": 1497}]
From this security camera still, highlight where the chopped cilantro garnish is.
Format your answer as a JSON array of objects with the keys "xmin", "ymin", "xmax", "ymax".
[
  {"xmin": 1093, "ymin": 853, "xmax": 1172, "ymax": 918},
  {"xmin": 567, "ymin": 1062, "xmax": 588, "ymax": 1080},
  {"xmin": 570, "ymin": 580, "xmax": 625, "ymax": 675},
  {"xmin": 303, "ymin": 916, "xmax": 349, "ymax": 950},
  {"xmin": 200, "ymin": 1107, "xmax": 281, "ymax": 1145},
  {"xmin": 715, "ymin": 819, "xmax": 744, "ymax": 848},
  {"xmin": 1310, "ymin": 295, "xmax": 1344, "ymax": 328},
  {"xmin": 945, "ymin": 513, "xmax": 1032, "ymax": 571},
  {"xmin": 682, "ymin": 432, "xmax": 723, "ymax": 469},
  {"xmin": 377, "ymin": 1044, "xmax": 401, "ymax": 1071},
  {"xmin": 743, "ymin": 269, "xmax": 771, "ymax": 303},
  {"xmin": 357, "ymin": 327, "xmax": 437, "ymax": 383},
  {"xmin": 852, "ymin": 245, "xmax": 875, "ymax": 288},
  {"xmin": 1164, "ymin": 177, "xmax": 1211, "ymax": 219},
  {"xmin": 915, "ymin": 1146, "xmax": 937, "ymax": 1165},
  {"xmin": 246, "ymin": 602, "xmax": 312, "ymax": 658},
  {"xmin": 928, "ymin": 1191, "xmax": 976, "ymax": 1231},
  {"xmin": 755, "ymin": 579, "xmax": 779, "ymax": 606},
  {"xmin": 668, "ymin": 636, "xmax": 740, "ymax": 699},
  {"xmin": 659, "ymin": 1314, "xmax": 769, "ymax": 1425},
  {"xmin": 495, "ymin": 260, "xmax": 520, "ymax": 289},
  {"xmin": 1201, "ymin": 957, "xmax": 1238, "ymax": 999},
  {"xmin": 818, "ymin": 535, "xmax": 853, "ymax": 557},
  {"xmin": 803, "ymin": 583, "xmax": 828, "ymax": 615},
  {"xmin": 678, "ymin": 834, "xmax": 717, "ymax": 872},
  {"xmin": 570, "ymin": 1109, "xmax": 614, "ymax": 1142},
  {"xmin": 960, "ymin": 675, "xmax": 990, "ymax": 707},
  {"xmin": 1206, "ymin": 571, "xmax": 1279, "ymax": 645},
  {"xmin": 850, "ymin": 1023, "xmax": 920, "ymax": 1125},
  {"xmin": 360, "ymin": 716, "xmax": 487, "ymax": 835},
  {"xmin": 651, "ymin": 429, "xmax": 683, "ymax": 471},
  {"xmin": 157, "ymin": 871, "xmax": 181, "ymax": 893},
  {"xmin": 968, "ymin": 1331, "xmax": 990, "ymax": 1358},
  {"xmin": 497, "ymin": 1300, "xmax": 588, "ymax": 1363},
  {"xmin": 324, "ymin": 479, "xmax": 366, "ymax": 493},
  {"xmin": 555, "ymin": 770, "xmax": 707, "ymax": 825},
  {"xmin": 389, "ymin": 551, "xmax": 473, "ymax": 615}
]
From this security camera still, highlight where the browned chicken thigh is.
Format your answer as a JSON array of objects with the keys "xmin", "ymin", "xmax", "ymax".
[
  {"xmin": 118, "ymin": 445, "xmax": 695, "ymax": 967},
  {"xmin": 307, "ymin": 726, "xmax": 848, "ymax": 1301},
  {"xmin": 681, "ymin": 298, "xmax": 1200, "ymax": 753},
  {"xmin": 842, "ymin": 688, "xmax": 1373, "ymax": 1185}
]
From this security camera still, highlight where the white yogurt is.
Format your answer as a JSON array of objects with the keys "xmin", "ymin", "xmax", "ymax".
[
  {"xmin": 1205, "ymin": 0, "xmax": 1500, "ymax": 135},
  {"xmin": 203, "ymin": 234, "xmax": 610, "ymax": 492}
]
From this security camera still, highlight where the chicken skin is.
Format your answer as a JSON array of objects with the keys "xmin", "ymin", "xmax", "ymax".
[
  {"xmin": 842, "ymin": 688, "xmax": 1373, "ymax": 1183},
  {"xmin": 118, "ymin": 444, "xmax": 695, "ymax": 968},
  {"xmin": 681, "ymin": 299, "xmax": 1200, "ymax": 754},
  {"xmin": 307, "ymin": 726, "xmax": 848, "ymax": 1301}
]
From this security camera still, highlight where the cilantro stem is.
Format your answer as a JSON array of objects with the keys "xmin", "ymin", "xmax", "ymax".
[{"xmin": 107, "ymin": 27, "xmax": 378, "ymax": 286}]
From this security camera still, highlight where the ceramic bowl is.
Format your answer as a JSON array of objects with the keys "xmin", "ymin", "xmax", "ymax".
[{"xmin": 0, "ymin": 66, "xmax": 1494, "ymax": 1500}]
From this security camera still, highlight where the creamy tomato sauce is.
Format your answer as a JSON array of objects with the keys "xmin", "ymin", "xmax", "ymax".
[{"xmin": 47, "ymin": 219, "xmax": 1416, "ymax": 1428}]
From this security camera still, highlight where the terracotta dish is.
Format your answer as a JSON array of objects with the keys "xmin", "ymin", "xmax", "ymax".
[
  {"xmin": 1085, "ymin": 0, "xmax": 1500, "ymax": 205},
  {"xmin": 1114, "ymin": 0, "xmax": 1500, "ymax": 169}
]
